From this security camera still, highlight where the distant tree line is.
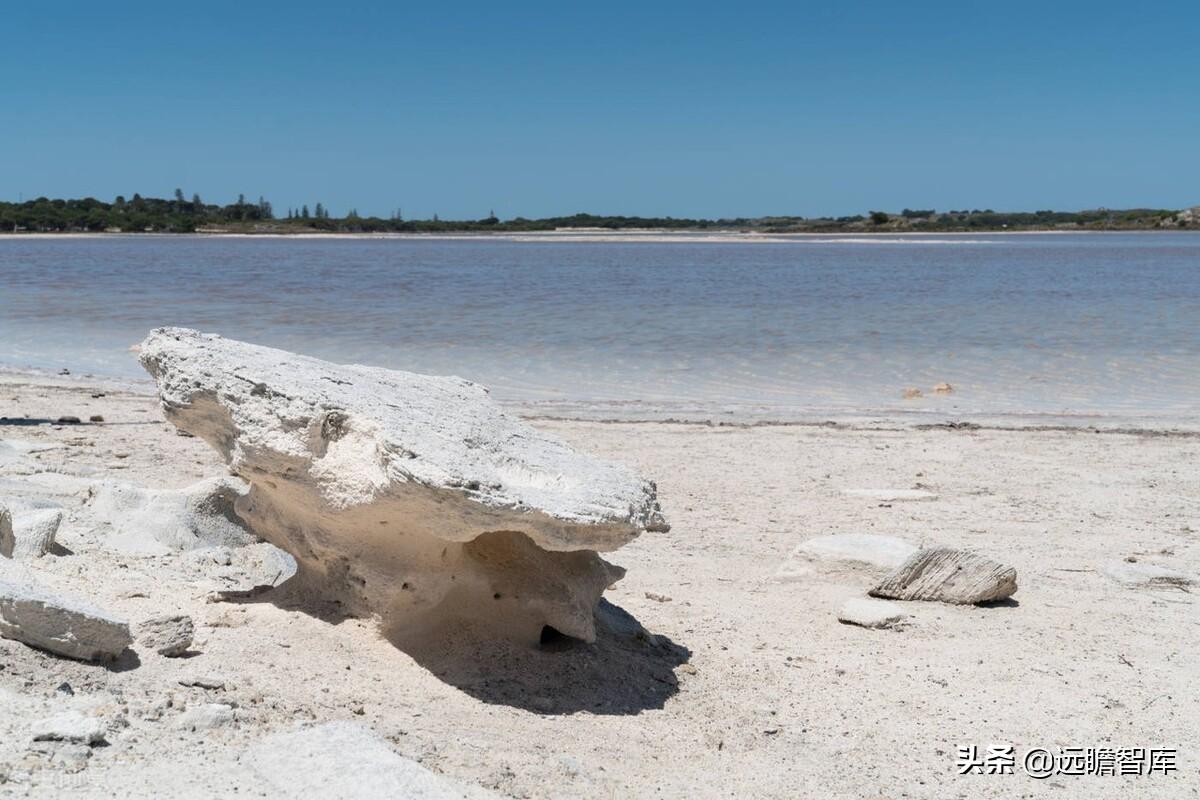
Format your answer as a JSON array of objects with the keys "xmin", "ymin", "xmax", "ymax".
[
  {"xmin": 0, "ymin": 193, "xmax": 1190, "ymax": 233},
  {"xmin": 0, "ymin": 190, "xmax": 283, "ymax": 232}
]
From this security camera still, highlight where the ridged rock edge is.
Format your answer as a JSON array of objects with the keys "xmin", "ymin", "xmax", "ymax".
[{"xmin": 869, "ymin": 547, "xmax": 1017, "ymax": 605}]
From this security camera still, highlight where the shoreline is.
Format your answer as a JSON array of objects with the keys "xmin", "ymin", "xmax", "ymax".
[
  {"xmin": 2, "ymin": 229, "xmax": 1197, "ymax": 241},
  {"xmin": 4, "ymin": 364, "xmax": 1198, "ymax": 434}
]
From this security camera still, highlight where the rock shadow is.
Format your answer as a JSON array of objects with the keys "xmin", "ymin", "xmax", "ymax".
[
  {"xmin": 218, "ymin": 579, "xmax": 356, "ymax": 627},
  {"xmin": 105, "ymin": 649, "xmax": 142, "ymax": 673},
  {"xmin": 383, "ymin": 599, "xmax": 691, "ymax": 716},
  {"xmin": 221, "ymin": 577, "xmax": 690, "ymax": 716}
]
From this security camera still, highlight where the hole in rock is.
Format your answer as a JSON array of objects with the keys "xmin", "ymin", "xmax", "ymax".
[{"xmin": 539, "ymin": 625, "xmax": 580, "ymax": 651}]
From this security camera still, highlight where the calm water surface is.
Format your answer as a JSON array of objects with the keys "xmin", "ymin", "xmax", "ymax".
[{"xmin": 2, "ymin": 233, "xmax": 1198, "ymax": 422}]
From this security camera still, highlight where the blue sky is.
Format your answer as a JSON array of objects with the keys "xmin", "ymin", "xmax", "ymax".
[{"xmin": 1, "ymin": 1, "xmax": 1197, "ymax": 219}]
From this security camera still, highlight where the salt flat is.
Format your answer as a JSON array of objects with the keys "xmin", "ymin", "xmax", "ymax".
[{"xmin": 0, "ymin": 376, "xmax": 1196, "ymax": 798}]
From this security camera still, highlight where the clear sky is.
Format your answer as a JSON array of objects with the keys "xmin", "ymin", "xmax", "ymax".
[{"xmin": 2, "ymin": 1, "xmax": 1197, "ymax": 219}]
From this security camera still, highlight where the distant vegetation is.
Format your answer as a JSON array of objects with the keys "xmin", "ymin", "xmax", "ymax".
[{"xmin": 0, "ymin": 191, "xmax": 1193, "ymax": 234}]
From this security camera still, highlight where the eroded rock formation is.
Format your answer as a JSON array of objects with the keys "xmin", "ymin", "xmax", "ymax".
[
  {"xmin": 870, "ymin": 547, "xmax": 1017, "ymax": 604},
  {"xmin": 138, "ymin": 328, "xmax": 667, "ymax": 644}
]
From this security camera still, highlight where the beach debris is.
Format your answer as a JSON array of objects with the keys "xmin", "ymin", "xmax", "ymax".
[
  {"xmin": 0, "ymin": 576, "xmax": 132, "ymax": 661},
  {"xmin": 247, "ymin": 721, "xmax": 498, "ymax": 798},
  {"xmin": 176, "ymin": 703, "xmax": 235, "ymax": 731},
  {"xmin": 88, "ymin": 476, "xmax": 258, "ymax": 554},
  {"xmin": 902, "ymin": 387, "xmax": 923, "ymax": 399},
  {"xmin": 179, "ymin": 674, "xmax": 228, "ymax": 690},
  {"xmin": 870, "ymin": 547, "xmax": 1017, "ymax": 604},
  {"xmin": 138, "ymin": 614, "xmax": 194, "ymax": 656},
  {"xmin": 775, "ymin": 533, "xmax": 919, "ymax": 581},
  {"xmin": 932, "ymin": 382, "xmax": 954, "ymax": 395},
  {"xmin": 837, "ymin": 597, "xmax": 908, "ymax": 629},
  {"xmin": 31, "ymin": 711, "xmax": 106, "ymax": 746},
  {"xmin": 1, "ymin": 508, "xmax": 63, "ymax": 559},
  {"xmin": 1102, "ymin": 561, "xmax": 1196, "ymax": 589},
  {"xmin": 843, "ymin": 488, "xmax": 938, "ymax": 502},
  {"xmin": 138, "ymin": 327, "xmax": 667, "ymax": 645}
]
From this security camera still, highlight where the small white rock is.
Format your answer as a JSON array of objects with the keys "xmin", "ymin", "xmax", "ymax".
[
  {"xmin": 1103, "ymin": 561, "xmax": 1196, "ymax": 588},
  {"xmin": 31, "ymin": 711, "xmax": 106, "ymax": 745},
  {"xmin": 176, "ymin": 703, "xmax": 235, "ymax": 731},
  {"xmin": 837, "ymin": 597, "xmax": 908, "ymax": 629},
  {"xmin": 138, "ymin": 614, "xmax": 194, "ymax": 656},
  {"xmin": 2, "ymin": 508, "xmax": 63, "ymax": 559}
]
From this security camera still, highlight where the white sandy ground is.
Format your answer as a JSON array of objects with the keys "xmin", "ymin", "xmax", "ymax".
[{"xmin": 0, "ymin": 376, "xmax": 1197, "ymax": 798}]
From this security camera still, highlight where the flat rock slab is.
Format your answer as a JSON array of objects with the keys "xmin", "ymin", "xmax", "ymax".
[
  {"xmin": 843, "ymin": 489, "xmax": 939, "ymax": 502},
  {"xmin": 837, "ymin": 597, "xmax": 908, "ymax": 629},
  {"xmin": 31, "ymin": 711, "xmax": 106, "ymax": 745},
  {"xmin": 1102, "ymin": 561, "xmax": 1197, "ymax": 589},
  {"xmin": 776, "ymin": 534, "xmax": 918, "ymax": 581},
  {"xmin": 870, "ymin": 547, "xmax": 1017, "ymax": 604},
  {"xmin": 247, "ymin": 722, "xmax": 497, "ymax": 799},
  {"xmin": 796, "ymin": 534, "xmax": 918, "ymax": 569},
  {"xmin": 139, "ymin": 328, "xmax": 668, "ymax": 643},
  {"xmin": 0, "ymin": 576, "xmax": 132, "ymax": 661}
]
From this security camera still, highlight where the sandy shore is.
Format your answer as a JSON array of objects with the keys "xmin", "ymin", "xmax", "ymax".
[
  {"xmin": 0, "ymin": 375, "xmax": 1196, "ymax": 798},
  {"xmin": 0, "ymin": 229, "xmax": 1113, "ymax": 244}
]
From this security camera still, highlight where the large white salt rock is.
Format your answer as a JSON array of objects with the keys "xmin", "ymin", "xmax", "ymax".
[{"xmin": 139, "ymin": 328, "xmax": 667, "ymax": 643}]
